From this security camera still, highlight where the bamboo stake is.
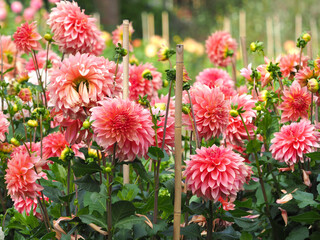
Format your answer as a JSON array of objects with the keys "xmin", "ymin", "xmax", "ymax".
[
  {"xmin": 295, "ymin": 14, "xmax": 302, "ymax": 39},
  {"xmin": 240, "ymin": 37, "xmax": 248, "ymax": 67},
  {"xmin": 122, "ymin": 20, "xmax": 130, "ymax": 184},
  {"xmin": 162, "ymin": 11, "xmax": 169, "ymax": 46},
  {"xmin": 266, "ymin": 17, "xmax": 274, "ymax": 58},
  {"xmin": 148, "ymin": 13, "xmax": 155, "ymax": 40},
  {"xmin": 223, "ymin": 17, "xmax": 231, "ymax": 33},
  {"xmin": 173, "ymin": 44, "xmax": 183, "ymax": 240},
  {"xmin": 307, "ymin": 31, "xmax": 313, "ymax": 59},
  {"xmin": 274, "ymin": 15, "xmax": 282, "ymax": 56},
  {"xmin": 310, "ymin": 19, "xmax": 318, "ymax": 57},
  {"xmin": 142, "ymin": 12, "xmax": 148, "ymax": 42},
  {"xmin": 239, "ymin": 10, "xmax": 246, "ymax": 66}
]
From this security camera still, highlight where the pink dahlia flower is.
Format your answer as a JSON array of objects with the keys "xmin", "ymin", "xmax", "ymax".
[
  {"xmin": 225, "ymin": 94, "xmax": 257, "ymax": 145},
  {"xmin": 11, "ymin": 1, "xmax": 23, "ymax": 13},
  {"xmin": 14, "ymin": 193, "xmax": 49, "ymax": 219},
  {"xmin": 18, "ymin": 88, "xmax": 32, "ymax": 102},
  {"xmin": 270, "ymin": 120, "xmax": 320, "ymax": 166},
  {"xmin": 25, "ymin": 50, "xmax": 60, "ymax": 71},
  {"xmin": 47, "ymin": 1, "xmax": 105, "ymax": 55},
  {"xmin": 90, "ymin": 98, "xmax": 154, "ymax": 161},
  {"xmin": 0, "ymin": 111, "xmax": 9, "ymax": 142},
  {"xmin": 23, "ymin": 7, "xmax": 35, "ymax": 21},
  {"xmin": 278, "ymin": 81, "xmax": 311, "ymax": 123},
  {"xmin": 112, "ymin": 22, "xmax": 134, "ymax": 52},
  {"xmin": 205, "ymin": 31, "xmax": 237, "ymax": 67},
  {"xmin": 196, "ymin": 68, "xmax": 236, "ymax": 99},
  {"xmin": 295, "ymin": 67, "xmax": 317, "ymax": 87},
  {"xmin": 182, "ymin": 84, "xmax": 230, "ymax": 141},
  {"xmin": 30, "ymin": 0, "xmax": 43, "ymax": 10},
  {"xmin": 42, "ymin": 132, "xmax": 84, "ymax": 160},
  {"xmin": 184, "ymin": 145, "xmax": 251, "ymax": 202},
  {"xmin": 48, "ymin": 53, "xmax": 116, "ymax": 120},
  {"xmin": 129, "ymin": 63, "xmax": 162, "ymax": 101},
  {"xmin": 151, "ymin": 95, "xmax": 175, "ymax": 117},
  {"xmin": 279, "ymin": 53, "xmax": 308, "ymax": 79},
  {"xmin": 13, "ymin": 22, "xmax": 41, "ymax": 54},
  {"xmin": 240, "ymin": 63, "xmax": 253, "ymax": 82},
  {"xmin": 5, "ymin": 151, "xmax": 44, "ymax": 200},
  {"xmin": 0, "ymin": 7, "xmax": 7, "ymax": 21},
  {"xmin": 0, "ymin": 36, "xmax": 19, "ymax": 75}
]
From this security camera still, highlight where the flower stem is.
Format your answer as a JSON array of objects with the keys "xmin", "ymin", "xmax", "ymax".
[
  {"xmin": 187, "ymin": 90, "xmax": 201, "ymax": 148},
  {"xmin": 239, "ymin": 113, "xmax": 251, "ymax": 141},
  {"xmin": 161, "ymin": 80, "xmax": 173, "ymax": 150},
  {"xmin": 207, "ymin": 200, "xmax": 213, "ymax": 240},
  {"xmin": 310, "ymin": 92, "xmax": 314, "ymax": 122}
]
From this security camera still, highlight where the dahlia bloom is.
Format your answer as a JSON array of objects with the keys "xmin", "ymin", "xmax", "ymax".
[
  {"xmin": 23, "ymin": 7, "xmax": 35, "ymax": 21},
  {"xmin": 182, "ymin": 84, "xmax": 230, "ymax": 141},
  {"xmin": 5, "ymin": 151, "xmax": 44, "ymax": 200},
  {"xmin": 14, "ymin": 194, "xmax": 49, "ymax": 219},
  {"xmin": 295, "ymin": 67, "xmax": 317, "ymax": 87},
  {"xmin": 47, "ymin": 1, "xmax": 105, "ymax": 55},
  {"xmin": 205, "ymin": 31, "xmax": 237, "ymax": 67},
  {"xmin": 13, "ymin": 22, "xmax": 41, "ymax": 54},
  {"xmin": 225, "ymin": 94, "xmax": 257, "ymax": 145},
  {"xmin": 196, "ymin": 68, "xmax": 236, "ymax": 99},
  {"xmin": 90, "ymin": 98, "xmax": 154, "ymax": 161},
  {"xmin": 278, "ymin": 81, "xmax": 311, "ymax": 123},
  {"xmin": 129, "ymin": 63, "xmax": 162, "ymax": 101},
  {"xmin": 240, "ymin": 63, "xmax": 253, "ymax": 82},
  {"xmin": 257, "ymin": 64, "xmax": 272, "ymax": 88},
  {"xmin": 151, "ymin": 95, "xmax": 175, "ymax": 117},
  {"xmin": 25, "ymin": 50, "xmax": 60, "ymax": 71},
  {"xmin": 11, "ymin": 1, "xmax": 23, "ymax": 13},
  {"xmin": 0, "ymin": 35, "xmax": 19, "ymax": 76},
  {"xmin": 279, "ymin": 53, "xmax": 308, "ymax": 79},
  {"xmin": 30, "ymin": 0, "xmax": 43, "ymax": 10},
  {"xmin": 184, "ymin": 145, "xmax": 251, "ymax": 202},
  {"xmin": 18, "ymin": 88, "xmax": 32, "ymax": 102},
  {"xmin": 0, "ymin": 111, "xmax": 9, "ymax": 142},
  {"xmin": 48, "ymin": 53, "xmax": 116, "ymax": 120},
  {"xmin": 112, "ymin": 22, "xmax": 134, "ymax": 51},
  {"xmin": 42, "ymin": 132, "xmax": 84, "ymax": 160},
  {"xmin": 270, "ymin": 120, "xmax": 320, "ymax": 166}
]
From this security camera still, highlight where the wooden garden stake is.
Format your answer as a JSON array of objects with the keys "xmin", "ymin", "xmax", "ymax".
[
  {"xmin": 274, "ymin": 15, "xmax": 282, "ymax": 56},
  {"xmin": 162, "ymin": 11, "xmax": 169, "ymax": 46},
  {"xmin": 307, "ymin": 31, "xmax": 313, "ymax": 59},
  {"xmin": 173, "ymin": 44, "xmax": 183, "ymax": 240},
  {"xmin": 122, "ymin": 19, "xmax": 130, "ymax": 184},
  {"xmin": 239, "ymin": 10, "xmax": 247, "ymax": 67},
  {"xmin": 266, "ymin": 17, "xmax": 274, "ymax": 57},
  {"xmin": 295, "ymin": 14, "xmax": 302, "ymax": 39},
  {"xmin": 141, "ymin": 12, "xmax": 148, "ymax": 42},
  {"xmin": 223, "ymin": 17, "xmax": 231, "ymax": 33},
  {"xmin": 310, "ymin": 19, "xmax": 318, "ymax": 57},
  {"xmin": 148, "ymin": 13, "xmax": 155, "ymax": 40}
]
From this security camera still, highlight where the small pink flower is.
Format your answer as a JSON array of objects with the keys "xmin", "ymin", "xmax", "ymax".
[
  {"xmin": 14, "ymin": 194, "xmax": 49, "ymax": 219},
  {"xmin": 90, "ymin": 98, "xmax": 154, "ymax": 161},
  {"xmin": 0, "ymin": 111, "xmax": 9, "ymax": 142},
  {"xmin": 278, "ymin": 81, "xmax": 311, "ymax": 123},
  {"xmin": 205, "ymin": 31, "xmax": 237, "ymax": 67},
  {"xmin": 240, "ymin": 63, "xmax": 253, "ymax": 82},
  {"xmin": 112, "ymin": 22, "xmax": 134, "ymax": 52},
  {"xmin": 270, "ymin": 120, "xmax": 320, "ymax": 166},
  {"xmin": 23, "ymin": 7, "xmax": 36, "ymax": 21},
  {"xmin": 184, "ymin": 145, "xmax": 251, "ymax": 202},
  {"xmin": 13, "ymin": 22, "xmax": 41, "ymax": 54},
  {"xmin": 0, "ymin": 7, "xmax": 7, "ymax": 20},
  {"xmin": 295, "ymin": 67, "xmax": 317, "ymax": 87},
  {"xmin": 11, "ymin": 1, "xmax": 23, "ymax": 13},
  {"xmin": 279, "ymin": 53, "xmax": 308, "ymax": 79},
  {"xmin": 30, "ymin": 0, "xmax": 43, "ymax": 10},
  {"xmin": 18, "ymin": 88, "xmax": 32, "ymax": 102}
]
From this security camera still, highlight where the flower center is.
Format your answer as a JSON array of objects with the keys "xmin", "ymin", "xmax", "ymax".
[
  {"xmin": 292, "ymin": 95, "xmax": 308, "ymax": 112},
  {"xmin": 73, "ymin": 77, "xmax": 89, "ymax": 92}
]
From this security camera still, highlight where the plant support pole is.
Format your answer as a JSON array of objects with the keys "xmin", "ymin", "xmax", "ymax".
[{"xmin": 173, "ymin": 44, "xmax": 183, "ymax": 240}]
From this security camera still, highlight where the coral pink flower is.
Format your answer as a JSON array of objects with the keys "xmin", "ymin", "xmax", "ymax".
[
  {"xmin": 90, "ymin": 98, "xmax": 154, "ymax": 161},
  {"xmin": 18, "ymin": 88, "xmax": 32, "ymax": 102},
  {"xmin": 183, "ymin": 84, "xmax": 230, "ymax": 141},
  {"xmin": 13, "ymin": 22, "xmax": 41, "ymax": 54},
  {"xmin": 42, "ymin": 132, "xmax": 84, "ymax": 160},
  {"xmin": 279, "ymin": 53, "xmax": 308, "ymax": 79},
  {"xmin": 11, "ymin": 1, "xmax": 23, "ymax": 13},
  {"xmin": 240, "ymin": 63, "xmax": 253, "ymax": 82},
  {"xmin": 23, "ymin": 7, "xmax": 35, "ymax": 21},
  {"xmin": 112, "ymin": 22, "xmax": 134, "ymax": 52},
  {"xmin": 295, "ymin": 67, "xmax": 317, "ymax": 87},
  {"xmin": 14, "ymin": 194, "xmax": 49, "ymax": 219},
  {"xmin": 47, "ymin": 1, "xmax": 105, "ymax": 55},
  {"xmin": 151, "ymin": 95, "xmax": 175, "ymax": 117},
  {"xmin": 257, "ymin": 64, "xmax": 271, "ymax": 88},
  {"xmin": 270, "ymin": 120, "xmax": 320, "ymax": 166},
  {"xmin": 205, "ymin": 31, "xmax": 237, "ymax": 67},
  {"xmin": 225, "ymin": 94, "xmax": 257, "ymax": 145},
  {"xmin": 25, "ymin": 50, "xmax": 60, "ymax": 71},
  {"xmin": 0, "ymin": 111, "xmax": 9, "ymax": 142},
  {"xmin": 184, "ymin": 145, "xmax": 251, "ymax": 202},
  {"xmin": 0, "ymin": 7, "xmax": 7, "ymax": 20},
  {"xmin": 30, "ymin": 0, "xmax": 43, "ymax": 10},
  {"xmin": 5, "ymin": 151, "xmax": 44, "ymax": 200},
  {"xmin": 48, "ymin": 53, "xmax": 117, "ymax": 120},
  {"xmin": 218, "ymin": 197, "xmax": 235, "ymax": 211},
  {"xmin": 278, "ymin": 81, "xmax": 311, "ymax": 123},
  {"xmin": 196, "ymin": 68, "xmax": 236, "ymax": 99},
  {"xmin": 237, "ymin": 85, "xmax": 248, "ymax": 95},
  {"xmin": 129, "ymin": 63, "xmax": 162, "ymax": 101}
]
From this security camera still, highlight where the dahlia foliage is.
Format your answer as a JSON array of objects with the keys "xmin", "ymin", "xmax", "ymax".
[{"xmin": 0, "ymin": 1, "xmax": 320, "ymax": 239}]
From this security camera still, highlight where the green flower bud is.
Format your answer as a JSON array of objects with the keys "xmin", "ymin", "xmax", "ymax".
[
  {"xmin": 12, "ymin": 104, "xmax": 18, "ymax": 113},
  {"xmin": 250, "ymin": 42, "xmax": 257, "ymax": 52},
  {"xmin": 44, "ymin": 33, "xmax": 52, "ymax": 42},
  {"xmin": 182, "ymin": 105, "xmax": 190, "ymax": 115},
  {"xmin": 27, "ymin": 119, "xmax": 38, "ymax": 127},
  {"xmin": 10, "ymin": 137, "xmax": 20, "ymax": 146},
  {"xmin": 307, "ymin": 78, "xmax": 319, "ymax": 93},
  {"xmin": 60, "ymin": 146, "xmax": 74, "ymax": 161},
  {"xmin": 256, "ymin": 106, "xmax": 262, "ymax": 112},
  {"xmin": 163, "ymin": 79, "xmax": 169, "ymax": 88},
  {"xmin": 302, "ymin": 33, "xmax": 311, "ymax": 43},
  {"xmin": 82, "ymin": 120, "xmax": 91, "ymax": 129},
  {"xmin": 230, "ymin": 109, "xmax": 239, "ymax": 117}
]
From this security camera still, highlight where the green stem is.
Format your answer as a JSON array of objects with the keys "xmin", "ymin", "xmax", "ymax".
[
  {"xmin": 239, "ymin": 113, "xmax": 251, "ymax": 141},
  {"xmin": 207, "ymin": 200, "xmax": 213, "ymax": 240},
  {"xmin": 187, "ymin": 90, "xmax": 201, "ymax": 147}
]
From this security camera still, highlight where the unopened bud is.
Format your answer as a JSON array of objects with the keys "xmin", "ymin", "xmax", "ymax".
[
  {"xmin": 163, "ymin": 79, "xmax": 169, "ymax": 88},
  {"xmin": 302, "ymin": 33, "xmax": 311, "ymax": 43},
  {"xmin": 142, "ymin": 69, "xmax": 153, "ymax": 80},
  {"xmin": 10, "ymin": 138, "xmax": 20, "ymax": 146},
  {"xmin": 27, "ymin": 119, "xmax": 38, "ymax": 127},
  {"xmin": 44, "ymin": 33, "xmax": 52, "ymax": 42},
  {"xmin": 230, "ymin": 109, "xmax": 239, "ymax": 117},
  {"xmin": 60, "ymin": 146, "xmax": 74, "ymax": 161},
  {"xmin": 250, "ymin": 42, "xmax": 257, "ymax": 52},
  {"xmin": 182, "ymin": 105, "xmax": 190, "ymax": 114},
  {"xmin": 12, "ymin": 104, "xmax": 18, "ymax": 113},
  {"xmin": 256, "ymin": 106, "xmax": 262, "ymax": 112},
  {"xmin": 154, "ymin": 103, "xmax": 166, "ymax": 111},
  {"xmin": 82, "ymin": 120, "xmax": 91, "ymax": 129},
  {"xmin": 307, "ymin": 78, "xmax": 319, "ymax": 93}
]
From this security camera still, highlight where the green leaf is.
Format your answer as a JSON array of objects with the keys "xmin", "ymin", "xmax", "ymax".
[
  {"xmin": 163, "ymin": 178, "xmax": 175, "ymax": 198},
  {"xmin": 240, "ymin": 232, "xmax": 253, "ymax": 240},
  {"xmin": 306, "ymin": 152, "xmax": 320, "ymax": 161},
  {"xmin": 132, "ymin": 160, "xmax": 153, "ymax": 183},
  {"xmin": 286, "ymin": 226, "xmax": 309, "ymax": 240},
  {"xmin": 234, "ymin": 198, "xmax": 252, "ymax": 208},
  {"xmin": 75, "ymin": 174, "xmax": 100, "ymax": 192},
  {"xmin": 234, "ymin": 218, "xmax": 260, "ymax": 232},
  {"xmin": 83, "ymin": 191, "xmax": 106, "ymax": 215},
  {"xmin": 79, "ymin": 214, "xmax": 108, "ymax": 230},
  {"xmin": 293, "ymin": 191, "xmax": 318, "ymax": 208},
  {"xmin": 148, "ymin": 146, "xmax": 164, "ymax": 160},
  {"xmin": 117, "ymin": 184, "xmax": 140, "ymax": 201},
  {"xmin": 256, "ymin": 182, "xmax": 272, "ymax": 206},
  {"xmin": 133, "ymin": 223, "xmax": 148, "ymax": 239},
  {"xmin": 188, "ymin": 200, "xmax": 206, "ymax": 215},
  {"xmin": 114, "ymin": 215, "xmax": 145, "ymax": 230},
  {"xmin": 291, "ymin": 211, "xmax": 320, "ymax": 224},
  {"xmin": 212, "ymin": 226, "xmax": 241, "ymax": 239},
  {"xmin": 51, "ymin": 163, "xmax": 67, "ymax": 185},
  {"xmin": 112, "ymin": 200, "xmax": 136, "ymax": 223},
  {"xmin": 59, "ymin": 192, "xmax": 75, "ymax": 203},
  {"xmin": 72, "ymin": 159, "xmax": 101, "ymax": 177},
  {"xmin": 180, "ymin": 223, "xmax": 201, "ymax": 238},
  {"xmin": 246, "ymin": 139, "xmax": 262, "ymax": 153},
  {"xmin": 40, "ymin": 232, "xmax": 57, "ymax": 240}
]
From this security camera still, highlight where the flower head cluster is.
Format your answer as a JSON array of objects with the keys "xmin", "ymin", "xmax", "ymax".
[
  {"xmin": 112, "ymin": 22, "xmax": 134, "ymax": 51},
  {"xmin": 0, "ymin": 111, "xmax": 9, "ymax": 142},
  {"xmin": 13, "ymin": 21, "xmax": 41, "ymax": 53},
  {"xmin": 279, "ymin": 53, "xmax": 308, "ymax": 79}
]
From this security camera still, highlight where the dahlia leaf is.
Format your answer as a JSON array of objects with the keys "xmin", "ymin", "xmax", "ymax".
[
  {"xmin": 148, "ymin": 146, "xmax": 165, "ymax": 160},
  {"xmin": 74, "ymin": 174, "xmax": 100, "ymax": 192},
  {"xmin": 212, "ymin": 226, "xmax": 241, "ymax": 239},
  {"xmin": 180, "ymin": 223, "xmax": 201, "ymax": 238},
  {"xmin": 72, "ymin": 158, "xmax": 101, "ymax": 177},
  {"xmin": 293, "ymin": 191, "xmax": 318, "ymax": 208},
  {"xmin": 83, "ymin": 191, "xmax": 106, "ymax": 215},
  {"xmin": 117, "ymin": 184, "xmax": 140, "ymax": 201},
  {"xmin": 79, "ymin": 214, "xmax": 108, "ymax": 231},
  {"xmin": 112, "ymin": 200, "xmax": 136, "ymax": 223},
  {"xmin": 240, "ymin": 231, "xmax": 253, "ymax": 240},
  {"xmin": 306, "ymin": 152, "xmax": 320, "ymax": 161},
  {"xmin": 291, "ymin": 211, "xmax": 320, "ymax": 224},
  {"xmin": 246, "ymin": 139, "xmax": 262, "ymax": 153},
  {"xmin": 114, "ymin": 216, "xmax": 144, "ymax": 230},
  {"xmin": 131, "ymin": 160, "xmax": 153, "ymax": 184},
  {"xmin": 286, "ymin": 226, "xmax": 309, "ymax": 240}
]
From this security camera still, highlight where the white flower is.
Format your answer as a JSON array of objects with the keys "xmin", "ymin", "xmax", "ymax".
[{"xmin": 0, "ymin": 227, "xmax": 4, "ymax": 240}]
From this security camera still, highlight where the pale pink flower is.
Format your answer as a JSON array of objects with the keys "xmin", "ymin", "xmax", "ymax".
[
  {"xmin": 11, "ymin": 1, "xmax": 23, "ymax": 13},
  {"xmin": 30, "ymin": 0, "xmax": 43, "ymax": 10},
  {"xmin": 151, "ymin": 95, "xmax": 175, "ymax": 117},
  {"xmin": 25, "ymin": 50, "xmax": 60, "ymax": 71},
  {"xmin": 5, "ymin": 151, "xmax": 44, "ymax": 200},
  {"xmin": 47, "ymin": 1, "xmax": 105, "ymax": 55},
  {"xmin": 112, "ymin": 22, "xmax": 134, "ymax": 52},
  {"xmin": 278, "ymin": 81, "xmax": 311, "ymax": 123},
  {"xmin": 0, "ymin": 111, "xmax": 9, "ymax": 142},
  {"xmin": 14, "ymin": 194, "xmax": 49, "ymax": 219},
  {"xmin": 13, "ymin": 22, "xmax": 41, "ymax": 54},
  {"xmin": 184, "ymin": 145, "xmax": 251, "ymax": 202},
  {"xmin": 129, "ymin": 63, "xmax": 162, "ymax": 101},
  {"xmin": 196, "ymin": 68, "xmax": 236, "ymax": 99},
  {"xmin": 23, "ymin": 7, "xmax": 35, "ymax": 21},
  {"xmin": 295, "ymin": 67, "xmax": 317, "ymax": 87},
  {"xmin": 237, "ymin": 85, "xmax": 248, "ymax": 95},
  {"xmin": 0, "ymin": 7, "xmax": 7, "ymax": 20},
  {"xmin": 18, "ymin": 88, "xmax": 32, "ymax": 102},
  {"xmin": 48, "ymin": 53, "xmax": 116, "ymax": 120},
  {"xmin": 182, "ymin": 84, "xmax": 230, "ymax": 141},
  {"xmin": 42, "ymin": 132, "xmax": 84, "ymax": 160},
  {"xmin": 0, "ymin": 35, "xmax": 20, "ymax": 77},
  {"xmin": 240, "ymin": 63, "xmax": 253, "ymax": 82},
  {"xmin": 270, "ymin": 120, "xmax": 320, "ymax": 166},
  {"xmin": 90, "ymin": 98, "xmax": 154, "ymax": 161},
  {"xmin": 279, "ymin": 53, "xmax": 308, "ymax": 79},
  {"xmin": 257, "ymin": 64, "xmax": 271, "ymax": 88},
  {"xmin": 205, "ymin": 31, "xmax": 237, "ymax": 67}
]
